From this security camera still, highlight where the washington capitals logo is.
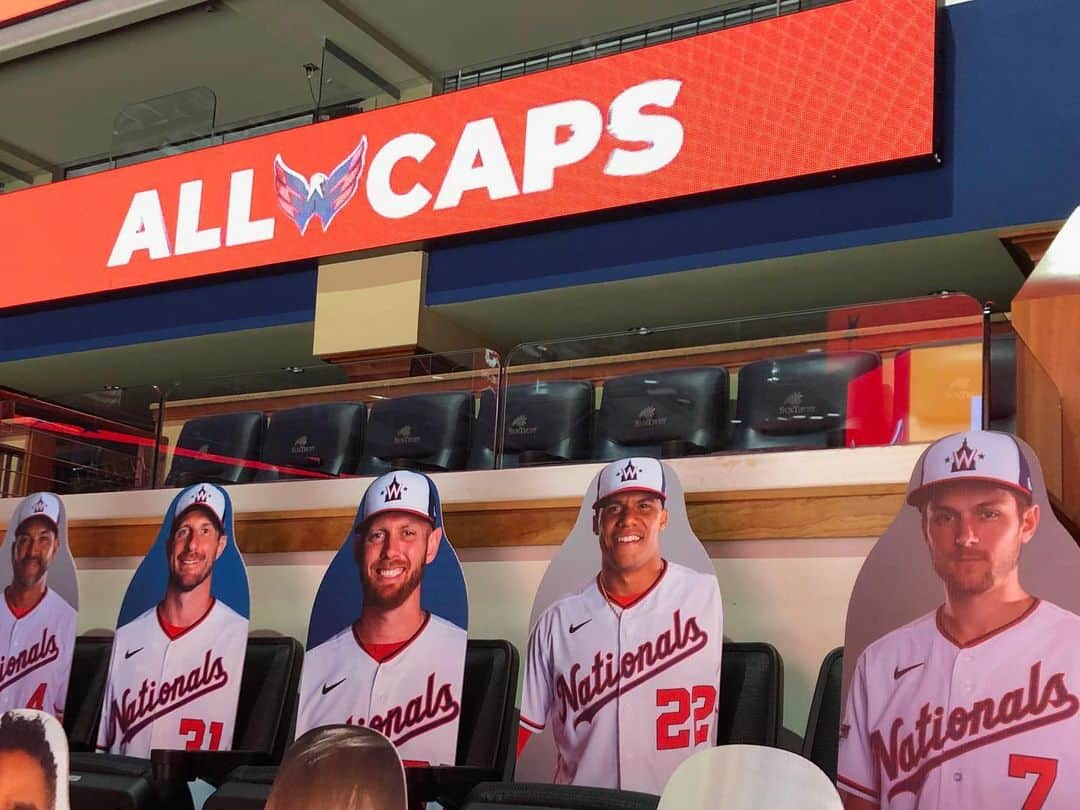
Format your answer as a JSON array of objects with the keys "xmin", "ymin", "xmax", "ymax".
[
  {"xmin": 619, "ymin": 461, "xmax": 639, "ymax": 483},
  {"xmin": 382, "ymin": 477, "xmax": 405, "ymax": 503},
  {"xmin": 31, "ymin": 497, "xmax": 46, "ymax": 514},
  {"xmin": 948, "ymin": 438, "xmax": 983, "ymax": 473},
  {"xmin": 194, "ymin": 486, "xmax": 210, "ymax": 504},
  {"xmin": 273, "ymin": 137, "xmax": 367, "ymax": 235}
]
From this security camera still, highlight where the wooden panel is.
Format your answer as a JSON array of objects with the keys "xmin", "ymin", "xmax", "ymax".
[{"xmin": 7, "ymin": 484, "xmax": 908, "ymax": 558}]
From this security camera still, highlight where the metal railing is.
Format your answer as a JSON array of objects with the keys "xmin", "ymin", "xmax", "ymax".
[{"xmin": 442, "ymin": 0, "xmax": 843, "ymax": 93}]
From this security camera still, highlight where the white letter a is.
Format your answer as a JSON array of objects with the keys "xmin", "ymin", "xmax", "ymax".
[{"xmin": 107, "ymin": 190, "xmax": 171, "ymax": 268}]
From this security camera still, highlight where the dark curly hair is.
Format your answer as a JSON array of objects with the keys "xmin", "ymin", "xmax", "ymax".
[{"xmin": 0, "ymin": 712, "xmax": 57, "ymax": 809}]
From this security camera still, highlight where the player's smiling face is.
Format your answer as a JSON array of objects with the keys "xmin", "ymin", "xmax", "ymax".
[
  {"xmin": 167, "ymin": 507, "xmax": 226, "ymax": 593},
  {"xmin": 12, "ymin": 517, "xmax": 58, "ymax": 590},
  {"xmin": 923, "ymin": 481, "xmax": 1039, "ymax": 597},
  {"xmin": 596, "ymin": 491, "xmax": 667, "ymax": 575},
  {"xmin": 357, "ymin": 512, "xmax": 442, "ymax": 611}
]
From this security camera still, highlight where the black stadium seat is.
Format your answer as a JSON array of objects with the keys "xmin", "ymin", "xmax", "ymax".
[
  {"xmin": 716, "ymin": 641, "xmax": 784, "ymax": 747},
  {"xmin": 593, "ymin": 367, "xmax": 729, "ymax": 460},
  {"xmin": 730, "ymin": 351, "xmax": 883, "ymax": 451},
  {"xmin": 65, "ymin": 634, "xmax": 113, "ymax": 752},
  {"xmin": 462, "ymin": 782, "xmax": 659, "ymax": 810},
  {"xmin": 165, "ymin": 412, "xmax": 266, "ymax": 487},
  {"xmin": 802, "ymin": 647, "xmax": 843, "ymax": 783},
  {"xmin": 358, "ymin": 391, "xmax": 473, "ymax": 475},
  {"xmin": 69, "ymin": 636, "xmax": 304, "ymax": 810},
  {"xmin": 989, "ymin": 333, "xmax": 1017, "ymax": 433},
  {"xmin": 470, "ymin": 382, "xmax": 594, "ymax": 469},
  {"xmin": 205, "ymin": 638, "xmax": 519, "ymax": 809},
  {"xmin": 253, "ymin": 403, "xmax": 365, "ymax": 482}
]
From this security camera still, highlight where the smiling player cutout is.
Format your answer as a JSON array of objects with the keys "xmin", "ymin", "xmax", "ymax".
[
  {"xmin": 839, "ymin": 431, "xmax": 1080, "ymax": 810},
  {"xmin": 96, "ymin": 483, "xmax": 248, "ymax": 757},
  {"xmin": 295, "ymin": 471, "xmax": 467, "ymax": 767},
  {"xmin": 519, "ymin": 458, "xmax": 723, "ymax": 794}
]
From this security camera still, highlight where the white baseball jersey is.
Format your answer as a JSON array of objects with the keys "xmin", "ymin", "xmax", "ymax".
[
  {"xmin": 0, "ymin": 588, "xmax": 76, "ymax": 719},
  {"xmin": 521, "ymin": 561, "xmax": 723, "ymax": 794},
  {"xmin": 296, "ymin": 612, "xmax": 467, "ymax": 766},
  {"xmin": 96, "ymin": 599, "xmax": 248, "ymax": 758},
  {"xmin": 839, "ymin": 599, "xmax": 1080, "ymax": 809}
]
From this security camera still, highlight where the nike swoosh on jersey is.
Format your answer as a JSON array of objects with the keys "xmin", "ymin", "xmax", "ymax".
[
  {"xmin": 568, "ymin": 619, "xmax": 592, "ymax": 634},
  {"xmin": 323, "ymin": 677, "xmax": 347, "ymax": 695},
  {"xmin": 125, "ymin": 647, "xmax": 143, "ymax": 659},
  {"xmin": 894, "ymin": 662, "xmax": 925, "ymax": 680}
]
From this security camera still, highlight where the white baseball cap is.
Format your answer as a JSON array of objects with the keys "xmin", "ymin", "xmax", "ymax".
[
  {"xmin": 174, "ymin": 483, "xmax": 228, "ymax": 529},
  {"xmin": 593, "ymin": 457, "xmax": 667, "ymax": 508},
  {"xmin": 12, "ymin": 493, "xmax": 61, "ymax": 535},
  {"xmin": 908, "ymin": 430, "xmax": 1033, "ymax": 506},
  {"xmin": 357, "ymin": 471, "xmax": 438, "ymax": 530}
]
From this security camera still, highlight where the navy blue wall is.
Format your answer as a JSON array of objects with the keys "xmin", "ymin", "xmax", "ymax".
[
  {"xmin": 425, "ymin": 0, "xmax": 1080, "ymax": 303},
  {"xmin": 0, "ymin": 263, "xmax": 317, "ymax": 362}
]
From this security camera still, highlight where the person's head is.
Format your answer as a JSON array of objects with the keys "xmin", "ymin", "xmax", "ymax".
[
  {"xmin": 592, "ymin": 458, "xmax": 669, "ymax": 577},
  {"xmin": 0, "ymin": 711, "xmax": 58, "ymax": 810},
  {"xmin": 9, "ymin": 494, "xmax": 61, "ymax": 592},
  {"xmin": 908, "ymin": 431, "xmax": 1039, "ymax": 598},
  {"xmin": 265, "ymin": 725, "xmax": 406, "ymax": 810},
  {"xmin": 353, "ymin": 472, "xmax": 442, "ymax": 612},
  {"xmin": 166, "ymin": 484, "xmax": 228, "ymax": 596}
]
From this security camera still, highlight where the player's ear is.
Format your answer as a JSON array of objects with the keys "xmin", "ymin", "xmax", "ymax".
[
  {"xmin": 659, "ymin": 504, "xmax": 669, "ymax": 532},
  {"xmin": 425, "ymin": 526, "xmax": 443, "ymax": 565},
  {"xmin": 215, "ymin": 533, "xmax": 227, "ymax": 561},
  {"xmin": 592, "ymin": 509, "xmax": 600, "ymax": 536},
  {"xmin": 1020, "ymin": 503, "xmax": 1040, "ymax": 545}
]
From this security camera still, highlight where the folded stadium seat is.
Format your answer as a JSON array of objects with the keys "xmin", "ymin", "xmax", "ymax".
[
  {"xmin": 801, "ymin": 647, "xmax": 843, "ymax": 783},
  {"xmin": 593, "ymin": 367, "xmax": 729, "ymax": 460},
  {"xmin": 989, "ymin": 333, "xmax": 1017, "ymax": 433},
  {"xmin": 357, "ymin": 391, "xmax": 473, "ymax": 475},
  {"xmin": 253, "ymin": 403, "xmax": 365, "ymax": 482},
  {"xmin": 165, "ymin": 412, "xmax": 266, "ymax": 487},
  {"xmin": 892, "ymin": 341, "xmax": 981, "ymax": 443},
  {"xmin": 730, "ymin": 351, "xmax": 887, "ymax": 451},
  {"xmin": 716, "ymin": 641, "xmax": 784, "ymax": 746},
  {"xmin": 65, "ymin": 634, "xmax": 114, "ymax": 751},
  {"xmin": 68, "ymin": 635, "xmax": 304, "ymax": 810},
  {"xmin": 204, "ymin": 639, "xmax": 520, "ymax": 810},
  {"xmin": 461, "ymin": 782, "xmax": 659, "ymax": 809},
  {"xmin": 469, "ymin": 383, "xmax": 595, "ymax": 470}
]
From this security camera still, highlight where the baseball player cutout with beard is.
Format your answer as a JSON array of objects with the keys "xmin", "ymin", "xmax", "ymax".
[
  {"xmin": 96, "ymin": 483, "xmax": 248, "ymax": 757},
  {"xmin": 0, "ymin": 494, "xmax": 76, "ymax": 722},
  {"xmin": 839, "ymin": 430, "xmax": 1080, "ymax": 810},
  {"xmin": 519, "ymin": 457, "xmax": 723, "ymax": 794},
  {"xmin": 295, "ymin": 471, "xmax": 467, "ymax": 766}
]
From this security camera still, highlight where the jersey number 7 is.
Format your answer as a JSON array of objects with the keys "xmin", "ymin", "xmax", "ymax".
[
  {"xmin": 656, "ymin": 686, "xmax": 717, "ymax": 750},
  {"xmin": 1008, "ymin": 754, "xmax": 1057, "ymax": 810}
]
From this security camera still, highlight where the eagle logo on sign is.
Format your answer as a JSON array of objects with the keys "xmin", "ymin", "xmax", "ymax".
[{"xmin": 273, "ymin": 137, "xmax": 367, "ymax": 235}]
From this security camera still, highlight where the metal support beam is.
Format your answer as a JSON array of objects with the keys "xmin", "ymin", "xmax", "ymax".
[
  {"xmin": 0, "ymin": 136, "xmax": 59, "ymax": 179},
  {"xmin": 323, "ymin": 37, "xmax": 400, "ymax": 101},
  {"xmin": 318, "ymin": 0, "xmax": 435, "ymax": 84},
  {"xmin": 0, "ymin": 158, "xmax": 34, "ymax": 185}
]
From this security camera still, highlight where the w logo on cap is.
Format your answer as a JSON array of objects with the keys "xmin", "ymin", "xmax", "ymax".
[
  {"xmin": 194, "ymin": 486, "xmax": 210, "ymax": 504},
  {"xmin": 949, "ymin": 438, "xmax": 983, "ymax": 473},
  {"xmin": 32, "ymin": 497, "xmax": 46, "ymax": 514},
  {"xmin": 619, "ymin": 461, "xmax": 639, "ymax": 483},
  {"xmin": 382, "ymin": 477, "xmax": 405, "ymax": 503}
]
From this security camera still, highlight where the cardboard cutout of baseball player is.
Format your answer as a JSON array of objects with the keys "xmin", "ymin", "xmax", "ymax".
[
  {"xmin": 265, "ymin": 725, "xmax": 407, "ymax": 810},
  {"xmin": 518, "ymin": 457, "xmax": 724, "ymax": 794},
  {"xmin": 0, "ymin": 709, "xmax": 71, "ymax": 810},
  {"xmin": 295, "ymin": 470, "xmax": 468, "ymax": 767},
  {"xmin": 659, "ymin": 745, "xmax": 843, "ymax": 810},
  {"xmin": 838, "ymin": 430, "xmax": 1080, "ymax": 810},
  {"xmin": 0, "ymin": 493, "xmax": 78, "ymax": 723},
  {"xmin": 96, "ymin": 483, "xmax": 250, "ymax": 758}
]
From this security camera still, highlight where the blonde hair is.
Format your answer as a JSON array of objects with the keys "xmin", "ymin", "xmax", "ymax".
[{"xmin": 265, "ymin": 726, "xmax": 407, "ymax": 810}]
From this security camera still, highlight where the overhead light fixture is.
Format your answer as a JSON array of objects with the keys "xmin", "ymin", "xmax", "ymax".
[{"xmin": 283, "ymin": 366, "xmax": 304, "ymax": 374}]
